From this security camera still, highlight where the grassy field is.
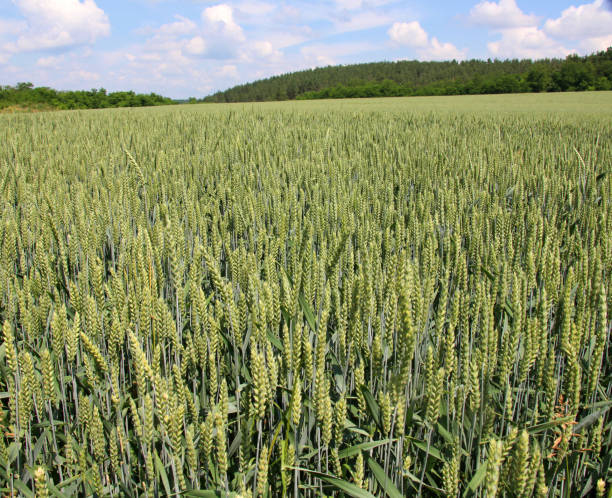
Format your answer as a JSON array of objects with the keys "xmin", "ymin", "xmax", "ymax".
[
  {"xmin": 0, "ymin": 93, "xmax": 610, "ymax": 497},
  {"xmin": 180, "ymin": 90, "xmax": 612, "ymax": 115}
]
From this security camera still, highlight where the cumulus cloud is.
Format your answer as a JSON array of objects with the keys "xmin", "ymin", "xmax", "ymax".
[
  {"xmin": 488, "ymin": 27, "xmax": 572, "ymax": 59},
  {"xmin": 202, "ymin": 4, "xmax": 244, "ymax": 41},
  {"xmin": 116, "ymin": 0, "xmax": 402, "ymax": 91},
  {"xmin": 427, "ymin": 38, "xmax": 468, "ymax": 60},
  {"xmin": 388, "ymin": 21, "xmax": 428, "ymax": 47},
  {"xmin": 469, "ymin": 0, "xmax": 537, "ymax": 29},
  {"xmin": 128, "ymin": 4, "xmax": 258, "ymax": 63},
  {"xmin": 251, "ymin": 41, "xmax": 279, "ymax": 58},
  {"xmin": 184, "ymin": 36, "xmax": 206, "ymax": 55},
  {"xmin": 467, "ymin": 0, "xmax": 573, "ymax": 59},
  {"xmin": 577, "ymin": 35, "xmax": 612, "ymax": 52},
  {"xmin": 388, "ymin": 21, "xmax": 466, "ymax": 60},
  {"xmin": 3, "ymin": 0, "xmax": 110, "ymax": 53},
  {"xmin": 543, "ymin": 0, "xmax": 612, "ymax": 51},
  {"xmin": 102, "ymin": 2, "xmax": 290, "ymax": 96}
]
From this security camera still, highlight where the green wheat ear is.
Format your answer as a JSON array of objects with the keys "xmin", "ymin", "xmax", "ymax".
[
  {"xmin": 485, "ymin": 438, "xmax": 503, "ymax": 497},
  {"xmin": 34, "ymin": 467, "xmax": 49, "ymax": 498},
  {"xmin": 1, "ymin": 94, "xmax": 610, "ymax": 497}
]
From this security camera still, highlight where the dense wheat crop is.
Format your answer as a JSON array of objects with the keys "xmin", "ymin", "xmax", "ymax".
[{"xmin": 0, "ymin": 95, "xmax": 611, "ymax": 497}]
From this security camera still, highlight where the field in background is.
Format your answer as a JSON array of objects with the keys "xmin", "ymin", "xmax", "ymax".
[
  {"xmin": 192, "ymin": 91, "xmax": 612, "ymax": 115},
  {"xmin": 4, "ymin": 90, "xmax": 611, "ymax": 116},
  {"xmin": 0, "ymin": 93, "xmax": 610, "ymax": 497}
]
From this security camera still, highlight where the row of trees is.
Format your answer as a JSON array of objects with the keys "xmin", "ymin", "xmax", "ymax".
[
  {"xmin": 206, "ymin": 48, "xmax": 612, "ymax": 102},
  {"xmin": 0, "ymin": 83, "xmax": 175, "ymax": 110},
  {"xmin": 3, "ymin": 48, "xmax": 611, "ymax": 109}
]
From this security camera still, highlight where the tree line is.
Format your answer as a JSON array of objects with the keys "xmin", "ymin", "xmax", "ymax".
[
  {"xmin": 3, "ymin": 48, "xmax": 611, "ymax": 110},
  {"xmin": 0, "ymin": 83, "xmax": 175, "ymax": 111},
  {"xmin": 205, "ymin": 48, "xmax": 612, "ymax": 103}
]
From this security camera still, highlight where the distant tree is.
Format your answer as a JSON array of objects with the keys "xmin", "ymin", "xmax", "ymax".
[
  {"xmin": 526, "ymin": 65, "xmax": 552, "ymax": 92},
  {"xmin": 204, "ymin": 48, "xmax": 611, "ymax": 102},
  {"xmin": 555, "ymin": 58, "xmax": 596, "ymax": 90}
]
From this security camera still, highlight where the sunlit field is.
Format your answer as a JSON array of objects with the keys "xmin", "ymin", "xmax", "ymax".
[
  {"xmin": 194, "ymin": 90, "xmax": 612, "ymax": 115},
  {"xmin": 0, "ymin": 92, "xmax": 610, "ymax": 497}
]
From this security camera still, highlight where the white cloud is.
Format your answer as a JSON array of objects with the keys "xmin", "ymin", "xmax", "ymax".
[
  {"xmin": 184, "ymin": 36, "xmax": 206, "ymax": 55},
  {"xmin": 578, "ymin": 34, "xmax": 612, "ymax": 52},
  {"xmin": 219, "ymin": 64, "xmax": 238, "ymax": 78},
  {"xmin": 130, "ymin": 5, "xmax": 250, "ymax": 62},
  {"xmin": 252, "ymin": 41, "xmax": 277, "ymax": 57},
  {"xmin": 202, "ymin": 4, "xmax": 244, "ymax": 40},
  {"xmin": 0, "ymin": 18, "xmax": 27, "ymax": 36},
  {"xmin": 4, "ymin": 0, "xmax": 110, "ymax": 53},
  {"xmin": 37, "ymin": 55, "xmax": 64, "ymax": 67},
  {"xmin": 327, "ymin": 1, "xmax": 410, "ymax": 35},
  {"xmin": 0, "ymin": 19, "xmax": 27, "ymax": 63},
  {"xmin": 155, "ymin": 15, "xmax": 197, "ymax": 37},
  {"xmin": 237, "ymin": 39, "xmax": 283, "ymax": 63},
  {"xmin": 467, "ymin": 0, "xmax": 580, "ymax": 59},
  {"xmin": 388, "ymin": 21, "xmax": 428, "ymax": 47},
  {"xmin": 306, "ymin": 54, "xmax": 335, "ymax": 67},
  {"xmin": 544, "ymin": 0, "xmax": 612, "ymax": 39},
  {"xmin": 203, "ymin": 4, "xmax": 234, "ymax": 25},
  {"xmin": 233, "ymin": 1, "xmax": 276, "ymax": 20},
  {"xmin": 427, "ymin": 38, "xmax": 468, "ymax": 60},
  {"xmin": 543, "ymin": 0, "xmax": 612, "ymax": 52},
  {"xmin": 91, "ymin": 4, "xmax": 291, "ymax": 95},
  {"xmin": 298, "ymin": 40, "xmax": 377, "ymax": 67},
  {"xmin": 389, "ymin": 21, "xmax": 466, "ymax": 60},
  {"xmin": 487, "ymin": 27, "xmax": 572, "ymax": 59},
  {"xmin": 469, "ymin": 0, "xmax": 537, "ymax": 29}
]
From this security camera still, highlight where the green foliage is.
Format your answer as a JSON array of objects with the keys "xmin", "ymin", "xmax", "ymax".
[
  {"xmin": 0, "ymin": 84, "xmax": 175, "ymax": 111},
  {"xmin": 205, "ymin": 47, "xmax": 612, "ymax": 102}
]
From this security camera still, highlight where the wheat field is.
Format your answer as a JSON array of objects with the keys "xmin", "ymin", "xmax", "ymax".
[{"xmin": 0, "ymin": 94, "xmax": 610, "ymax": 497}]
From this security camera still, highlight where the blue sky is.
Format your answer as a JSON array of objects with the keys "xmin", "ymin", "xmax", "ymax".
[{"xmin": 1, "ymin": 0, "xmax": 611, "ymax": 98}]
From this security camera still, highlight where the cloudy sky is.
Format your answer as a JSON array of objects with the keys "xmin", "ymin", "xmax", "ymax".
[{"xmin": 1, "ymin": 0, "xmax": 611, "ymax": 98}]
